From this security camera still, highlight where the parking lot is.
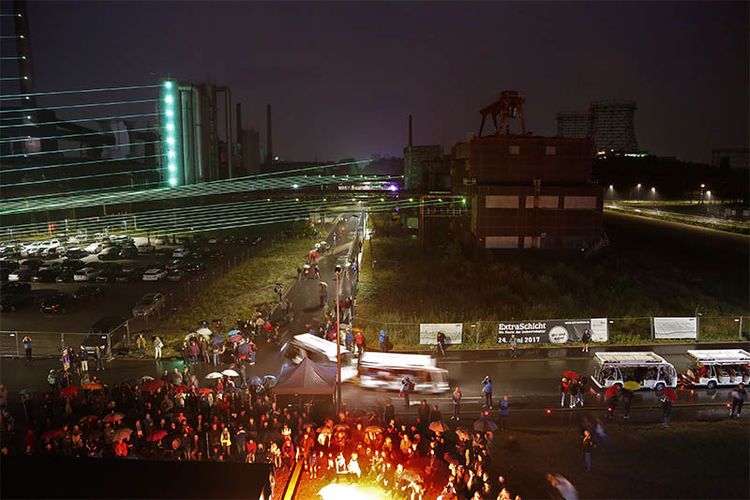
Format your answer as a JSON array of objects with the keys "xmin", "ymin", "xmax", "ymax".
[{"xmin": 0, "ymin": 233, "xmax": 264, "ymax": 355}]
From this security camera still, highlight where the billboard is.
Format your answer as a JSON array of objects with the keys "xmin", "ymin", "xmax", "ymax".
[
  {"xmin": 420, "ymin": 323, "xmax": 463, "ymax": 345},
  {"xmin": 497, "ymin": 318, "xmax": 608, "ymax": 345},
  {"xmin": 653, "ymin": 317, "xmax": 698, "ymax": 340}
]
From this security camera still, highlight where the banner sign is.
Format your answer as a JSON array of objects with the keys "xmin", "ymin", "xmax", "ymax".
[
  {"xmin": 653, "ymin": 317, "xmax": 697, "ymax": 339},
  {"xmin": 420, "ymin": 323, "xmax": 463, "ymax": 345},
  {"xmin": 497, "ymin": 318, "xmax": 608, "ymax": 345}
]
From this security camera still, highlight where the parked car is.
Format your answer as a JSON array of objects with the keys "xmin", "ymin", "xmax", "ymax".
[
  {"xmin": 166, "ymin": 269, "xmax": 184, "ymax": 282},
  {"xmin": 172, "ymin": 247, "xmax": 190, "ymax": 258},
  {"xmin": 0, "ymin": 292, "xmax": 34, "ymax": 313},
  {"xmin": 73, "ymin": 285, "xmax": 103, "ymax": 301},
  {"xmin": 142, "ymin": 268, "xmax": 167, "ymax": 281},
  {"xmin": 82, "ymin": 316, "xmax": 126, "ymax": 355},
  {"xmin": 19, "ymin": 259, "xmax": 43, "ymax": 271},
  {"xmin": 95, "ymin": 264, "xmax": 121, "ymax": 283},
  {"xmin": 164, "ymin": 259, "xmax": 182, "ymax": 270},
  {"xmin": 115, "ymin": 266, "xmax": 146, "ymax": 283},
  {"xmin": 38, "ymin": 262, "xmax": 61, "ymax": 272},
  {"xmin": 40, "ymin": 292, "xmax": 76, "ymax": 314},
  {"xmin": 85, "ymin": 242, "xmax": 104, "ymax": 254},
  {"xmin": 132, "ymin": 292, "xmax": 166, "ymax": 316},
  {"xmin": 183, "ymin": 261, "xmax": 207, "ymax": 274},
  {"xmin": 55, "ymin": 270, "xmax": 74, "ymax": 283},
  {"xmin": 98, "ymin": 247, "xmax": 121, "ymax": 261},
  {"xmin": 154, "ymin": 247, "xmax": 171, "ymax": 256},
  {"xmin": 64, "ymin": 248, "xmax": 88, "ymax": 259},
  {"xmin": 136, "ymin": 243, "xmax": 155, "ymax": 254},
  {"xmin": 73, "ymin": 267, "xmax": 102, "ymax": 282},
  {"xmin": 8, "ymin": 269, "xmax": 35, "ymax": 282},
  {"xmin": 118, "ymin": 246, "xmax": 138, "ymax": 259},
  {"xmin": 32, "ymin": 268, "xmax": 60, "ymax": 283},
  {"xmin": 40, "ymin": 246, "xmax": 65, "ymax": 258}
]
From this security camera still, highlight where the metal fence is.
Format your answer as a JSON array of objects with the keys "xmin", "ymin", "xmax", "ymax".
[{"xmin": 352, "ymin": 315, "xmax": 749, "ymax": 348}]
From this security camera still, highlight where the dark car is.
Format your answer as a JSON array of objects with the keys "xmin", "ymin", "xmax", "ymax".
[
  {"xmin": 95, "ymin": 264, "xmax": 122, "ymax": 283},
  {"xmin": 8, "ymin": 269, "xmax": 35, "ymax": 282},
  {"xmin": 154, "ymin": 247, "xmax": 171, "ymax": 257},
  {"xmin": 1, "ymin": 282, "xmax": 31, "ymax": 295},
  {"xmin": 118, "ymin": 246, "xmax": 138, "ymax": 259},
  {"xmin": 97, "ymin": 247, "xmax": 121, "ymax": 261},
  {"xmin": 0, "ymin": 293, "xmax": 34, "ymax": 313},
  {"xmin": 164, "ymin": 259, "xmax": 182, "ymax": 270},
  {"xmin": 82, "ymin": 316, "xmax": 127, "ymax": 355},
  {"xmin": 55, "ymin": 270, "xmax": 75, "ymax": 283},
  {"xmin": 115, "ymin": 266, "xmax": 145, "ymax": 283},
  {"xmin": 32, "ymin": 268, "xmax": 61, "ymax": 283},
  {"xmin": 40, "ymin": 292, "xmax": 76, "ymax": 314},
  {"xmin": 0, "ymin": 261, "xmax": 19, "ymax": 281},
  {"xmin": 61, "ymin": 259, "xmax": 87, "ymax": 270},
  {"xmin": 183, "ymin": 261, "xmax": 207, "ymax": 274},
  {"xmin": 64, "ymin": 248, "xmax": 88, "ymax": 259},
  {"xmin": 18, "ymin": 259, "xmax": 44, "ymax": 271},
  {"xmin": 73, "ymin": 285, "xmax": 103, "ymax": 301}
]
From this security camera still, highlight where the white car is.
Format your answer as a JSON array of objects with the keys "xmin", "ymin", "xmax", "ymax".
[
  {"xmin": 142, "ymin": 268, "xmax": 168, "ymax": 281},
  {"xmin": 172, "ymin": 248, "xmax": 190, "ymax": 258},
  {"xmin": 21, "ymin": 242, "xmax": 42, "ymax": 256},
  {"xmin": 132, "ymin": 292, "xmax": 166, "ymax": 316},
  {"xmin": 73, "ymin": 267, "xmax": 102, "ymax": 282},
  {"xmin": 136, "ymin": 243, "xmax": 155, "ymax": 254},
  {"xmin": 85, "ymin": 242, "xmax": 104, "ymax": 254}
]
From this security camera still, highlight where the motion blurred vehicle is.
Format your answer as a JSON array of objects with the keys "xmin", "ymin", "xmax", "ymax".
[
  {"xmin": 357, "ymin": 352, "xmax": 450, "ymax": 394},
  {"xmin": 142, "ymin": 268, "xmax": 167, "ymax": 281},
  {"xmin": 0, "ymin": 292, "xmax": 34, "ymax": 313},
  {"xmin": 73, "ymin": 285, "xmax": 103, "ymax": 301},
  {"xmin": 591, "ymin": 352, "xmax": 677, "ymax": 391},
  {"xmin": 280, "ymin": 334, "xmax": 357, "ymax": 381},
  {"xmin": 73, "ymin": 267, "xmax": 102, "ymax": 282},
  {"xmin": 132, "ymin": 292, "xmax": 166, "ymax": 316},
  {"xmin": 40, "ymin": 292, "xmax": 76, "ymax": 314},
  {"xmin": 681, "ymin": 349, "xmax": 750, "ymax": 388}
]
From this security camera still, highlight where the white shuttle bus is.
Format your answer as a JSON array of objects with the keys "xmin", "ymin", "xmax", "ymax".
[
  {"xmin": 591, "ymin": 352, "xmax": 677, "ymax": 391},
  {"xmin": 356, "ymin": 352, "xmax": 449, "ymax": 394},
  {"xmin": 682, "ymin": 349, "xmax": 750, "ymax": 389},
  {"xmin": 280, "ymin": 333, "xmax": 357, "ymax": 381}
]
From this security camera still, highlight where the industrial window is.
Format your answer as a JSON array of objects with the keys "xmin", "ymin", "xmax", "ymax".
[
  {"xmin": 485, "ymin": 236, "xmax": 518, "ymax": 249},
  {"xmin": 509, "ymin": 145, "xmax": 520, "ymax": 155},
  {"xmin": 545, "ymin": 146, "xmax": 556, "ymax": 155},
  {"xmin": 525, "ymin": 195, "xmax": 559, "ymax": 209},
  {"xmin": 563, "ymin": 196, "xmax": 597, "ymax": 209},
  {"xmin": 485, "ymin": 195, "xmax": 519, "ymax": 209}
]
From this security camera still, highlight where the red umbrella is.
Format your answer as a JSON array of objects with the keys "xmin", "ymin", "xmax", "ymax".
[
  {"xmin": 196, "ymin": 388, "xmax": 213, "ymax": 394},
  {"xmin": 142, "ymin": 379, "xmax": 166, "ymax": 393},
  {"xmin": 563, "ymin": 371, "xmax": 580, "ymax": 380},
  {"xmin": 101, "ymin": 412, "xmax": 125, "ymax": 423},
  {"xmin": 146, "ymin": 429, "xmax": 168, "ymax": 442},
  {"xmin": 662, "ymin": 387, "xmax": 678, "ymax": 401},
  {"xmin": 60, "ymin": 386, "xmax": 79, "ymax": 398},
  {"xmin": 41, "ymin": 429, "xmax": 63, "ymax": 441},
  {"xmin": 604, "ymin": 385, "xmax": 620, "ymax": 398},
  {"xmin": 173, "ymin": 385, "xmax": 189, "ymax": 393}
]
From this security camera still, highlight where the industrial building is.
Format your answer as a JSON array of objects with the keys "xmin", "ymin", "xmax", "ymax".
[
  {"xmin": 403, "ymin": 115, "xmax": 450, "ymax": 191},
  {"xmin": 454, "ymin": 90, "xmax": 603, "ymax": 250},
  {"xmin": 556, "ymin": 100, "xmax": 639, "ymax": 155},
  {"xmin": 711, "ymin": 148, "xmax": 749, "ymax": 170}
]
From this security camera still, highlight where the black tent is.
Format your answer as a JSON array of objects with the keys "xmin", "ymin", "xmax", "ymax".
[{"xmin": 274, "ymin": 357, "xmax": 336, "ymax": 395}]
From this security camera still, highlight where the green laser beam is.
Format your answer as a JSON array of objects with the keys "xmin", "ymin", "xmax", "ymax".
[
  {"xmin": 0, "ymin": 112, "xmax": 159, "ymax": 129},
  {"xmin": 0, "ymin": 140, "xmax": 160, "ymax": 160},
  {"xmin": 0, "ymin": 84, "xmax": 160, "ymax": 101},
  {"xmin": 0, "ymin": 98, "xmax": 158, "ymax": 115}
]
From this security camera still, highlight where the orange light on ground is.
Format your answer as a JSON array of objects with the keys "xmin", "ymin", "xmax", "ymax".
[{"xmin": 317, "ymin": 483, "xmax": 390, "ymax": 500}]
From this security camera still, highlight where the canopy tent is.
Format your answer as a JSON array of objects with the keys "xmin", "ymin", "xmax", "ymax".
[{"xmin": 274, "ymin": 358, "xmax": 336, "ymax": 395}]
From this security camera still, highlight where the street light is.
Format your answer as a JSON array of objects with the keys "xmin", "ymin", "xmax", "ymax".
[{"xmin": 334, "ymin": 264, "xmax": 342, "ymax": 414}]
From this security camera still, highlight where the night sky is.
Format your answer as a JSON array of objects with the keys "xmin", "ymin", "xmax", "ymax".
[{"xmin": 6, "ymin": 1, "xmax": 749, "ymax": 163}]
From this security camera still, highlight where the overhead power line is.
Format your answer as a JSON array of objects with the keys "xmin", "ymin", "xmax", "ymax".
[
  {"xmin": 0, "ymin": 84, "xmax": 160, "ymax": 101},
  {"xmin": 0, "ymin": 97, "xmax": 158, "ymax": 115}
]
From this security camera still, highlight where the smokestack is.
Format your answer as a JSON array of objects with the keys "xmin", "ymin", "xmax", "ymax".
[
  {"xmin": 236, "ymin": 102, "xmax": 242, "ymax": 143},
  {"xmin": 266, "ymin": 104, "xmax": 273, "ymax": 164},
  {"xmin": 408, "ymin": 114, "xmax": 413, "ymax": 148}
]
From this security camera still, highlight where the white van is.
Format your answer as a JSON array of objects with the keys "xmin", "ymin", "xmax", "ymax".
[
  {"xmin": 357, "ymin": 352, "xmax": 449, "ymax": 394},
  {"xmin": 591, "ymin": 352, "xmax": 677, "ymax": 391},
  {"xmin": 682, "ymin": 349, "xmax": 750, "ymax": 389},
  {"xmin": 280, "ymin": 333, "xmax": 357, "ymax": 381}
]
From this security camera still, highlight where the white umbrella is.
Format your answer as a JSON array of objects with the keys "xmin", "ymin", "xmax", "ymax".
[
  {"xmin": 184, "ymin": 332, "xmax": 197, "ymax": 341},
  {"xmin": 196, "ymin": 327, "xmax": 212, "ymax": 338},
  {"xmin": 205, "ymin": 372, "xmax": 223, "ymax": 380},
  {"xmin": 221, "ymin": 369, "xmax": 239, "ymax": 377}
]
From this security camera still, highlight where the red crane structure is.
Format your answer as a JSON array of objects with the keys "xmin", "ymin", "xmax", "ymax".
[{"xmin": 478, "ymin": 90, "xmax": 528, "ymax": 137}]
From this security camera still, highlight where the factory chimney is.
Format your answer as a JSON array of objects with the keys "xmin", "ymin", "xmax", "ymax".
[
  {"xmin": 266, "ymin": 104, "xmax": 273, "ymax": 165},
  {"xmin": 408, "ymin": 114, "xmax": 413, "ymax": 148},
  {"xmin": 236, "ymin": 102, "xmax": 242, "ymax": 142}
]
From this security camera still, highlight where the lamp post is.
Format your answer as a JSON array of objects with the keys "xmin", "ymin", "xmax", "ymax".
[{"xmin": 335, "ymin": 264, "xmax": 342, "ymax": 414}]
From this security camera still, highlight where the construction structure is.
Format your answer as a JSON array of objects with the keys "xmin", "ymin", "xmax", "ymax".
[
  {"xmin": 403, "ymin": 114, "xmax": 449, "ymax": 191},
  {"xmin": 711, "ymin": 148, "xmax": 749, "ymax": 170},
  {"xmin": 556, "ymin": 100, "xmax": 639, "ymax": 155},
  {"xmin": 453, "ymin": 90, "xmax": 603, "ymax": 250}
]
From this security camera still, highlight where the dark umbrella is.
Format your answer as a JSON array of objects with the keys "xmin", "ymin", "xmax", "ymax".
[
  {"xmin": 211, "ymin": 336, "xmax": 224, "ymax": 347},
  {"xmin": 249, "ymin": 376, "xmax": 262, "ymax": 386},
  {"xmin": 78, "ymin": 415, "xmax": 99, "ymax": 427},
  {"xmin": 168, "ymin": 372, "xmax": 182, "ymax": 384},
  {"xmin": 142, "ymin": 379, "xmax": 166, "ymax": 393},
  {"xmin": 101, "ymin": 412, "xmax": 125, "ymax": 423},
  {"xmin": 429, "ymin": 421, "xmax": 450, "ymax": 433},
  {"xmin": 19, "ymin": 388, "xmax": 37, "ymax": 395},
  {"xmin": 262, "ymin": 430, "xmax": 282, "ymax": 443},
  {"xmin": 663, "ymin": 387, "xmax": 678, "ymax": 401},
  {"xmin": 238, "ymin": 343, "xmax": 250, "ymax": 355},
  {"xmin": 113, "ymin": 428, "xmax": 133, "ymax": 442},
  {"xmin": 473, "ymin": 418, "xmax": 498, "ymax": 432},
  {"xmin": 226, "ymin": 386, "xmax": 242, "ymax": 394},
  {"xmin": 262, "ymin": 375, "xmax": 277, "ymax": 388}
]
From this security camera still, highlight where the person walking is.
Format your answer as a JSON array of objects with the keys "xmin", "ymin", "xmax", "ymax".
[
  {"xmin": 581, "ymin": 329, "xmax": 592, "ymax": 353},
  {"xmin": 345, "ymin": 330, "xmax": 353, "ymax": 353},
  {"xmin": 582, "ymin": 429, "xmax": 594, "ymax": 472},
  {"xmin": 509, "ymin": 334, "xmax": 518, "ymax": 358},
  {"xmin": 318, "ymin": 281, "xmax": 328, "ymax": 308},
  {"xmin": 401, "ymin": 377, "xmax": 413, "ymax": 408},
  {"xmin": 451, "ymin": 387, "xmax": 462, "ymax": 420},
  {"xmin": 498, "ymin": 395, "xmax": 510, "ymax": 430},
  {"xmin": 379, "ymin": 330, "xmax": 388, "ymax": 352},
  {"xmin": 136, "ymin": 334, "xmax": 146, "ymax": 359},
  {"xmin": 660, "ymin": 393, "xmax": 672, "ymax": 427},
  {"xmin": 482, "ymin": 376, "xmax": 493, "ymax": 409},
  {"xmin": 297, "ymin": 267, "xmax": 302, "ymax": 281},
  {"xmin": 560, "ymin": 377, "xmax": 571, "ymax": 408},
  {"xmin": 22, "ymin": 336, "xmax": 32, "ymax": 362},
  {"xmin": 606, "ymin": 388, "xmax": 619, "ymax": 419},
  {"xmin": 568, "ymin": 381, "xmax": 580, "ymax": 409},
  {"xmin": 154, "ymin": 336, "xmax": 163, "ymax": 360},
  {"xmin": 729, "ymin": 383, "xmax": 746, "ymax": 418},
  {"xmin": 94, "ymin": 346, "xmax": 105, "ymax": 371},
  {"xmin": 621, "ymin": 388, "xmax": 633, "ymax": 419},
  {"xmin": 355, "ymin": 330, "xmax": 364, "ymax": 356},
  {"xmin": 436, "ymin": 331, "xmax": 447, "ymax": 357}
]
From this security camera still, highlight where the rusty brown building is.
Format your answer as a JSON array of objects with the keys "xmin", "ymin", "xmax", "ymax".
[{"xmin": 454, "ymin": 91, "xmax": 603, "ymax": 250}]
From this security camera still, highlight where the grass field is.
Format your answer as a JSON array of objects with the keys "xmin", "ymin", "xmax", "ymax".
[
  {"xmin": 144, "ymin": 237, "xmax": 312, "ymax": 356},
  {"xmin": 355, "ymin": 234, "xmax": 748, "ymax": 350}
]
